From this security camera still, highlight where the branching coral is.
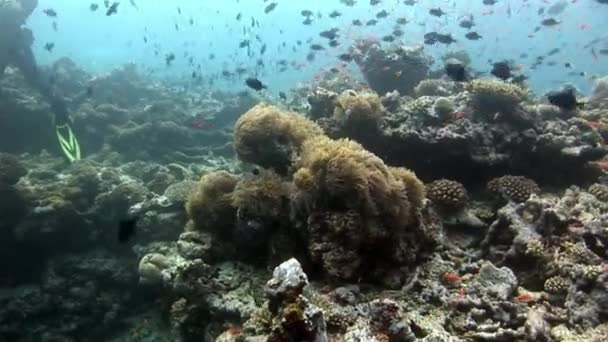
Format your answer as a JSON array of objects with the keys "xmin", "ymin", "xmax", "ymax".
[
  {"xmin": 487, "ymin": 175, "xmax": 540, "ymax": 204},
  {"xmin": 426, "ymin": 179, "xmax": 468, "ymax": 212},
  {"xmin": 185, "ymin": 171, "xmax": 239, "ymax": 236},
  {"xmin": 233, "ymin": 103, "xmax": 323, "ymax": 174},
  {"xmin": 466, "ymin": 79, "xmax": 526, "ymax": 117}
]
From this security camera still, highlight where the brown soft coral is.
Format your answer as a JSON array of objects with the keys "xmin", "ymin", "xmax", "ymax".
[
  {"xmin": 333, "ymin": 90, "xmax": 384, "ymax": 130},
  {"xmin": 234, "ymin": 103, "xmax": 323, "ymax": 174},
  {"xmin": 294, "ymin": 136, "xmax": 414, "ymax": 227},
  {"xmin": 232, "ymin": 170, "xmax": 289, "ymax": 220},
  {"xmin": 389, "ymin": 167, "xmax": 426, "ymax": 216},
  {"xmin": 290, "ymin": 136, "xmax": 433, "ymax": 281},
  {"xmin": 186, "ymin": 171, "xmax": 239, "ymax": 235}
]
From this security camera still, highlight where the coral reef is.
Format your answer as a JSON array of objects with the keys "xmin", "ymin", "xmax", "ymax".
[
  {"xmin": 4, "ymin": 32, "xmax": 608, "ymax": 342},
  {"xmin": 351, "ymin": 38, "xmax": 432, "ymax": 96}
]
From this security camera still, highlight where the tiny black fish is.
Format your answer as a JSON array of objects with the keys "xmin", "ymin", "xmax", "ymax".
[
  {"xmin": 90, "ymin": 3, "xmax": 99, "ymax": 11},
  {"xmin": 541, "ymin": 18, "xmax": 560, "ymax": 26},
  {"xmin": 547, "ymin": 86, "xmax": 582, "ymax": 110},
  {"xmin": 329, "ymin": 10, "xmax": 342, "ymax": 18},
  {"xmin": 165, "ymin": 53, "xmax": 175, "ymax": 66},
  {"xmin": 429, "ymin": 8, "xmax": 446, "ymax": 17},
  {"xmin": 279, "ymin": 91, "xmax": 287, "ymax": 100},
  {"xmin": 352, "ymin": 19, "xmax": 363, "ymax": 26},
  {"xmin": 264, "ymin": 2, "xmax": 278, "ymax": 14},
  {"xmin": 52, "ymin": 22, "xmax": 58, "ymax": 32},
  {"xmin": 491, "ymin": 61, "xmax": 511, "ymax": 80},
  {"xmin": 445, "ymin": 58, "xmax": 467, "ymax": 82},
  {"xmin": 382, "ymin": 35, "xmax": 395, "ymax": 42},
  {"xmin": 366, "ymin": 19, "xmax": 378, "ymax": 26},
  {"xmin": 106, "ymin": 2, "xmax": 119, "ymax": 16},
  {"xmin": 328, "ymin": 40, "xmax": 340, "ymax": 47},
  {"xmin": 320, "ymin": 28, "xmax": 339, "ymax": 40},
  {"xmin": 370, "ymin": 0, "xmax": 382, "ymax": 5},
  {"xmin": 396, "ymin": 17, "xmax": 409, "ymax": 25},
  {"xmin": 44, "ymin": 42, "xmax": 55, "ymax": 52},
  {"xmin": 43, "ymin": 8, "xmax": 57, "ymax": 17},
  {"xmin": 338, "ymin": 53, "xmax": 353, "ymax": 62},
  {"xmin": 459, "ymin": 16, "xmax": 475, "ymax": 29},
  {"xmin": 86, "ymin": 85, "xmax": 94, "ymax": 97},
  {"xmin": 252, "ymin": 168, "xmax": 260, "ymax": 176},
  {"xmin": 310, "ymin": 44, "xmax": 324, "ymax": 51},
  {"xmin": 117, "ymin": 217, "xmax": 138, "ymax": 243},
  {"xmin": 302, "ymin": 18, "xmax": 313, "ymax": 25},
  {"xmin": 376, "ymin": 10, "xmax": 389, "ymax": 19},
  {"xmin": 465, "ymin": 32, "xmax": 482, "ymax": 40},
  {"xmin": 483, "ymin": 0, "xmax": 497, "ymax": 5},
  {"xmin": 301, "ymin": 10, "xmax": 313, "ymax": 17},
  {"xmin": 245, "ymin": 77, "xmax": 267, "ymax": 91}
]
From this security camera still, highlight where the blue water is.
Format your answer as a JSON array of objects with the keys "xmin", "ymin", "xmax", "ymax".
[{"xmin": 27, "ymin": 0, "xmax": 608, "ymax": 96}]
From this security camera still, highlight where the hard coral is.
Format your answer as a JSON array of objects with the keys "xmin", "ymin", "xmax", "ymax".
[
  {"xmin": 588, "ymin": 183, "xmax": 608, "ymax": 202},
  {"xmin": 186, "ymin": 171, "xmax": 239, "ymax": 235},
  {"xmin": 333, "ymin": 90, "xmax": 384, "ymax": 130},
  {"xmin": 414, "ymin": 79, "xmax": 455, "ymax": 97},
  {"xmin": 544, "ymin": 275, "xmax": 570, "ymax": 295},
  {"xmin": 233, "ymin": 103, "xmax": 323, "ymax": 174},
  {"xmin": 426, "ymin": 179, "xmax": 468, "ymax": 212},
  {"xmin": 487, "ymin": 175, "xmax": 540, "ymax": 203},
  {"xmin": 466, "ymin": 79, "xmax": 526, "ymax": 117}
]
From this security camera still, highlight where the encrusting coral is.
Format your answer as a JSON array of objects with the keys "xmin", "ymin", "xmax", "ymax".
[
  {"xmin": 233, "ymin": 103, "xmax": 323, "ymax": 174},
  {"xmin": 466, "ymin": 79, "xmax": 526, "ymax": 117}
]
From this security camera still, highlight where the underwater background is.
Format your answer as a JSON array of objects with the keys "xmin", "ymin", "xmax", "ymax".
[
  {"xmin": 2, "ymin": 0, "xmax": 608, "ymax": 341},
  {"xmin": 28, "ymin": 0, "xmax": 608, "ymax": 94}
]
